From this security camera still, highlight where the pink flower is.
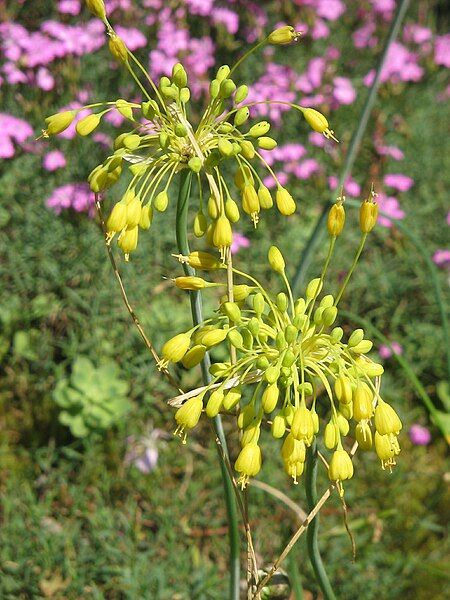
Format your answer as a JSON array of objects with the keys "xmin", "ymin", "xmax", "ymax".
[
  {"xmin": 36, "ymin": 67, "xmax": 55, "ymax": 91},
  {"xmin": 353, "ymin": 22, "xmax": 377, "ymax": 49},
  {"xmin": 435, "ymin": 34, "xmax": 450, "ymax": 68},
  {"xmin": 46, "ymin": 183, "xmax": 94, "ymax": 215},
  {"xmin": 328, "ymin": 175, "xmax": 361, "ymax": 198},
  {"xmin": 115, "ymin": 26, "xmax": 147, "ymax": 51},
  {"xmin": 231, "ymin": 232, "xmax": 250, "ymax": 254},
  {"xmin": 0, "ymin": 113, "xmax": 33, "ymax": 159},
  {"xmin": 364, "ymin": 42, "xmax": 424, "ymax": 85},
  {"xmin": 58, "ymin": 0, "xmax": 81, "ymax": 15},
  {"xmin": 432, "ymin": 249, "xmax": 450, "ymax": 268},
  {"xmin": 408, "ymin": 424, "xmax": 431, "ymax": 446},
  {"xmin": 384, "ymin": 173, "xmax": 414, "ymax": 192},
  {"xmin": 292, "ymin": 158, "xmax": 321, "ymax": 179},
  {"xmin": 211, "ymin": 8, "xmax": 239, "ymax": 34},
  {"xmin": 315, "ymin": 0, "xmax": 346, "ymax": 21},
  {"xmin": 378, "ymin": 342, "xmax": 403, "ymax": 359},
  {"xmin": 43, "ymin": 150, "xmax": 67, "ymax": 171},
  {"xmin": 332, "ymin": 76, "xmax": 356, "ymax": 106},
  {"xmin": 376, "ymin": 192, "xmax": 405, "ymax": 227},
  {"xmin": 403, "ymin": 24, "xmax": 432, "ymax": 45},
  {"xmin": 375, "ymin": 144, "xmax": 404, "ymax": 161}
]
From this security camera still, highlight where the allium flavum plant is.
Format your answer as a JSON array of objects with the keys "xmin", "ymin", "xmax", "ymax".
[
  {"xmin": 42, "ymin": 1, "xmax": 337, "ymax": 261},
  {"xmin": 167, "ymin": 196, "xmax": 402, "ymax": 491},
  {"xmin": 43, "ymin": 0, "xmax": 403, "ymax": 596}
]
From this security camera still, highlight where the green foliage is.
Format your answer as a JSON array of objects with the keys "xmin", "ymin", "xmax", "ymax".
[{"xmin": 53, "ymin": 356, "xmax": 131, "ymax": 437}]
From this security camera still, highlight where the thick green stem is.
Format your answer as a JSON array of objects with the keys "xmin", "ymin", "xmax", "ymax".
[
  {"xmin": 292, "ymin": 0, "xmax": 411, "ymax": 295},
  {"xmin": 176, "ymin": 169, "xmax": 240, "ymax": 600},
  {"xmin": 305, "ymin": 440, "xmax": 337, "ymax": 600}
]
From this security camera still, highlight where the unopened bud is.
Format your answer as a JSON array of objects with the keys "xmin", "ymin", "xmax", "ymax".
[
  {"xmin": 275, "ymin": 187, "xmax": 296, "ymax": 216},
  {"xmin": 109, "ymin": 34, "xmax": 128, "ymax": 63},
  {"xmin": 268, "ymin": 246, "xmax": 285, "ymax": 274},
  {"xmin": 359, "ymin": 198, "xmax": 378, "ymax": 233},
  {"xmin": 268, "ymin": 25, "xmax": 300, "ymax": 45},
  {"xmin": 327, "ymin": 201, "xmax": 345, "ymax": 236},
  {"xmin": 85, "ymin": 0, "xmax": 106, "ymax": 20}
]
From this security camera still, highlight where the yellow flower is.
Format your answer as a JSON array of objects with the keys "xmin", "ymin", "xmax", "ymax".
[
  {"xmin": 235, "ymin": 443, "xmax": 262, "ymax": 489},
  {"xmin": 267, "ymin": 26, "xmax": 301, "ymax": 45},
  {"xmin": 374, "ymin": 400, "xmax": 402, "ymax": 435},
  {"xmin": 275, "ymin": 187, "xmax": 296, "ymax": 216},
  {"xmin": 268, "ymin": 246, "xmax": 285, "ymax": 274},
  {"xmin": 328, "ymin": 448, "xmax": 354, "ymax": 481},
  {"xmin": 75, "ymin": 113, "xmax": 101, "ymax": 136},
  {"xmin": 117, "ymin": 226, "xmax": 138, "ymax": 260},
  {"xmin": 161, "ymin": 332, "xmax": 191, "ymax": 365},
  {"xmin": 85, "ymin": 0, "xmax": 107, "ymax": 20},
  {"xmin": 44, "ymin": 111, "xmax": 75, "ymax": 136},
  {"xmin": 374, "ymin": 431, "xmax": 400, "ymax": 470},
  {"xmin": 174, "ymin": 276, "xmax": 216, "ymax": 291},
  {"xmin": 359, "ymin": 198, "xmax": 378, "ymax": 233},
  {"xmin": 181, "ymin": 344, "xmax": 206, "ymax": 368},
  {"xmin": 174, "ymin": 395, "xmax": 203, "ymax": 443},
  {"xmin": 327, "ymin": 201, "xmax": 345, "ymax": 236},
  {"xmin": 108, "ymin": 34, "xmax": 128, "ymax": 63},
  {"xmin": 261, "ymin": 383, "xmax": 279, "ymax": 413},
  {"xmin": 291, "ymin": 405, "xmax": 315, "ymax": 443},
  {"xmin": 302, "ymin": 108, "xmax": 338, "ymax": 142}
]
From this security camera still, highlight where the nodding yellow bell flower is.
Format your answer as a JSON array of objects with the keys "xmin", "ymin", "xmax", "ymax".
[
  {"xmin": 268, "ymin": 246, "xmax": 286, "ymax": 274},
  {"xmin": 174, "ymin": 276, "xmax": 217, "ymax": 291},
  {"xmin": 75, "ymin": 113, "xmax": 101, "ymax": 136},
  {"xmin": 139, "ymin": 204, "xmax": 153, "ymax": 230},
  {"xmin": 234, "ymin": 165, "xmax": 254, "ymax": 189},
  {"xmin": 258, "ymin": 185, "xmax": 273, "ymax": 209},
  {"xmin": 327, "ymin": 201, "xmax": 346, "ymax": 236},
  {"xmin": 108, "ymin": 34, "xmax": 128, "ymax": 63},
  {"xmin": 360, "ymin": 198, "xmax": 379, "ymax": 233},
  {"xmin": 117, "ymin": 226, "xmax": 138, "ymax": 261},
  {"xmin": 355, "ymin": 421, "xmax": 373, "ymax": 450},
  {"xmin": 85, "ymin": 0, "xmax": 107, "ymax": 20},
  {"xmin": 106, "ymin": 201, "xmax": 127, "ymax": 234},
  {"xmin": 44, "ymin": 111, "xmax": 75, "ymax": 136},
  {"xmin": 353, "ymin": 382, "xmax": 374, "ymax": 421},
  {"xmin": 234, "ymin": 443, "xmax": 262, "ymax": 489},
  {"xmin": 125, "ymin": 195, "xmax": 142, "ymax": 228},
  {"xmin": 154, "ymin": 190, "xmax": 169, "ymax": 212},
  {"xmin": 193, "ymin": 211, "xmax": 207, "ymax": 237},
  {"xmin": 212, "ymin": 215, "xmax": 233, "ymax": 259},
  {"xmin": 328, "ymin": 447, "xmax": 354, "ymax": 482},
  {"xmin": 181, "ymin": 344, "xmax": 206, "ymax": 368},
  {"xmin": 201, "ymin": 328, "xmax": 228, "ymax": 348},
  {"xmin": 324, "ymin": 421, "xmax": 339, "ymax": 449},
  {"xmin": 267, "ymin": 25, "xmax": 301, "ymax": 45},
  {"xmin": 161, "ymin": 332, "xmax": 191, "ymax": 365},
  {"xmin": 302, "ymin": 108, "xmax": 338, "ymax": 142},
  {"xmin": 205, "ymin": 389, "xmax": 224, "ymax": 418},
  {"xmin": 261, "ymin": 383, "xmax": 279, "ymax": 413},
  {"xmin": 374, "ymin": 431, "xmax": 400, "ymax": 470},
  {"xmin": 174, "ymin": 395, "xmax": 204, "ymax": 443},
  {"xmin": 284, "ymin": 460, "xmax": 305, "ymax": 484},
  {"xmin": 242, "ymin": 184, "xmax": 260, "ymax": 225},
  {"xmin": 275, "ymin": 187, "xmax": 296, "ymax": 216},
  {"xmin": 374, "ymin": 399, "xmax": 402, "ymax": 435}
]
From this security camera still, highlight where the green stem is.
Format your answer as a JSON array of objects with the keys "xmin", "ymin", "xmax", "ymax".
[
  {"xmin": 176, "ymin": 169, "xmax": 240, "ymax": 600},
  {"xmin": 291, "ymin": 0, "xmax": 411, "ymax": 295},
  {"xmin": 305, "ymin": 440, "xmax": 337, "ymax": 600}
]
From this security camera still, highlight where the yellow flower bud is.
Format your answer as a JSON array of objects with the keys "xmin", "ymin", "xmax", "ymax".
[
  {"xmin": 324, "ymin": 421, "xmax": 339, "ymax": 449},
  {"xmin": 186, "ymin": 250, "xmax": 223, "ymax": 270},
  {"xmin": 162, "ymin": 332, "xmax": 191, "ymax": 364},
  {"xmin": 359, "ymin": 198, "xmax": 378, "ymax": 233},
  {"xmin": 374, "ymin": 400, "xmax": 402, "ymax": 435},
  {"xmin": 262, "ymin": 383, "xmax": 279, "ymax": 413},
  {"xmin": 180, "ymin": 87, "xmax": 190, "ymax": 103},
  {"xmin": 267, "ymin": 25, "xmax": 300, "ymax": 45},
  {"xmin": 174, "ymin": 395, "xmax": 203, "ymax": 442},
  {"xmin": 221, "ymin": 301, "xmax": 242, "ymax": 322},
  {"xmin": 118, "ymin": 226, "xmax": 138, "ymax": 259},
  {"xmin": 201, "ymin": 328, "xmax": 228, "ymax": 348},
  {"xmin": 336, "ymin": 412, "xmax": 349, "ymax": 436},
  {"xmin": 258, "ymin": 185, "xmax": 273, "ymax": 209},
  {"xmin": 306, "ymin": 277, "xmax": 323, "ymax": 300},
  {"xmin": 75, "ymin": 113, "xmax": 101, "ymax": 136},
  {"xmin": 353, "ymin": 382, "xmax": 374, "ymax": 421},
  {"xmin": 212, "ymin": 216, "xmax": 233, "ymax": 254},
  {"xmin": 334, "ymin": 374, "xmax": 353, "ymax": 404},
  {"xmin": 248, "ymin": 121, "xmax": 270, "ymax": 138},
  {"xmin": 234, "ymin": 165, "xmax": 254, "ymax": 189},
  {"xmin": 234, "ymin": 106, "xmax": 250, "ymax": 127},
  {"xmin": 240, "ymin": 140, "xmax": 255, "ymax": 159},
  {"xmin": 302, "ymin": 108, "xmax": 338, "ymax": 142},
  {"xmin": 154, "ymin": 190, "xmax": 169, "ymax": 212},
  {"xmin": 125, "ymin": 195, "xmax": 142, "ymax": 228},
  {"xmin": 223, "ymin": 386, "xmax": 242, "ymax": 411},
  {"xmin": 181, "ymin": 344, "xmax": 206, "ymax": 369},
  {"xmin": 241, "ymin": 420, "xmax": 261, "ymax": 446},
  {"xmin": 85, "ymin": 0, "xmax": 106, "ymax": 20},
  {"xmin": 174, "ymin": 276, "xmax": 216, "ymax": 291},
  {"xmin": 219, "ymin": 78, "xmax": 236, "ymax": 98},
  {"xmin": 205, "ymin": 389, "xmax": 224, "ymax": 418},
  {"xmin": 291, "ymin": 405, "xmax": 315, "ymax": 443},
  {"xmin": 172, "ymin": 62, "xmax": 187, "ymax": 88},
  {"xmin": 139, "ymin": 204, "xmax": 153, "ymax": 230},
  {"xmin": 242, "ymin": 184, "xmax": 260, "ymax": 224},
  {"xmin": 123, "ymin": 134, "xmax": 141, "ymax": 150},
  {"xmin": 268, "ymin": 245, "xmax": 285, "ymax": 274},
  {"xmin": 225, "ymin": 198, "xmax": 240, "ymax": 223},
  {"xmin": 106, "ymin": 201, "xmax": 127, "ymax": 233},
  {"xmin": 228, "ymin": 329, "xmax": 244, "ymax": 349},
  {"xmin": 275, "ymin": 187, "xmax": 296, "ymax": 216},
  {"xmin": 193, "ymin": 211, "xmax": 207, "ymax": 237},
  {"xmin": 44, "ymin": 111, "xmax": 75, "ymax": 136},
  {"xmin": 233, "ymin": 284, "xmax": 253, "ymax": 301},
  {"xmin": 328, "ymin": 448, "xmax": 354, "ymax": 481},
  {"xmin": 216, "ymin": 65, "xmax": 230, "ymax": 81},
  {"xmin": 237, "ymin": 405, "xmax": 256, "ymax": 430},
  {"xmin": 350, "ymin": 339, "xmax": 373, "ymax": 354},
  {"xmin": 235, "ymin": 84, "xmax": 249, "ymax": 104},
  {"xmin": 109, "ymin": 34, "xmax": 128, "ymax": 62},
  {"xmin": 218, "ymin": 138, "xmax": 234, "ymax": 157},
  {"xmin": 188, "ymin": 156, "xmax": 202, "ymax": 173},
  {"xmin": 327, "ymin": 201, "xmax": 345, "ymax": 236},
  {"xmin": 235, "ymin": 443, "xmax": 262, "ymax": 489},
  {"xmin": 257, "ymin": 136, "xmax": 277, "ymax": 150},
  {"xmin": 348, "ymin": 328, "xmax": 364, "ymax": 347},
  {"xmin": 339, "ymin": 401, "xmax": 353, "ymax": 420},
  {"xmin": 271, "ymin": 414, "xmax": 286, "ymax": 439}
]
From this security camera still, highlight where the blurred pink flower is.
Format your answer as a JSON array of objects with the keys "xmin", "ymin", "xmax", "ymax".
[
  {"xmin": 46, "ymin": 183, "xmax": 94, "ymax": 215},
  {"xmin": 376, "ymin": 192, "xmax": 405, "ymax": 227},
  {"xmin": 375, "ymin": 144, "xmax": 404, "ymax": 161},
  {"xmin": 0, "ymin": 113, "xmax": 33, "ymax": 159},
  {"xmin": 58, "ymin": 0, "xmax": 81, "ymax": 15},
  {"xmin": 432, "ymin": 249, "xmax": 450, "ymax": 268},
  {"xmin": 328, "ymin": 175, "xmax": 361, "ymax": 198},
  {"xmin": 364, "ymin": 42, "xmax": 424, "ymax": 85},
  {"xmin": 43, "ymin": 150, "xmax": 67, "ymax": 171},
  {"xmin": 293, "ymin": 158, "xmax": 321, "ymax": 179},
  {"xmin": 231, "ymin": 232, "xmax": 250, "ymax": 254},
  {"xmin": 35, "ymin": 67, "xmax": 55, "ymax": 91},
  {"xmin": 211, "ymin": 8, "xmax": 239, "ymax": 34},
  {"xmin": 379, "ymin": 342, "xmax": 403, "ymax": 359},
  {"xmin": 384, "ymin": 173, "xmax": 414, "ymax": 192},
  {"xmin": 353, "ymin": 22, "xmax": 377, "ymax": 49},
  {"xmin": 332, "ymin": 76, "xmax": 356, "ymax": 105},
  {"xmin": 403, "ymin": 24, "xmax": 432, "ymax": 44},
  {"xmin": 115, "ymin": 26, "xmax": 147, "ymax": 51},
  {"xmin": 435, "ymin": 34, "xmax": 450, "ymax": 68},
  {"xmin": 408, "ymin": 424, "xmax": 431, "ymax": 446},
  {"xmin": 124, "ymin": 429, "xmax": 165, "ymax": 474}
]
